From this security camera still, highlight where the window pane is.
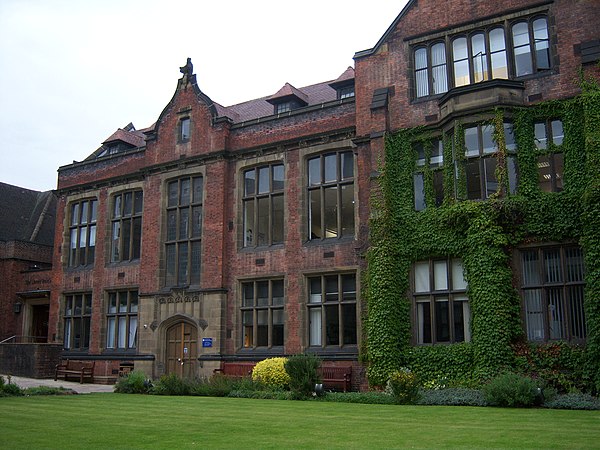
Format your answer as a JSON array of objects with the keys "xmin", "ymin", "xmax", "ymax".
[
  {"xmin": 309, "ymin": 308, "xmax": 322, "ymax": 346},
  {"xmin": 415, "ymin": 48, "xmax": 429, "ymax": 98},
  {"xmin": 453, "ymin": 38, "xmax": 470, "ymax": 87},
  {"xmin": 569, "ymin": 285, "xmax": 586, "ymax": 339},
  {"xmin": 341, "ymin": 152, "xmax": 354, "ymax": 179},
  {"xmin": 118, "ymin": 317, "xmax": 127, "ymax": 348},
  {"xmin": 324, "ymin": 154, "xmax": 336, "ymax": 183},
  {"xmin": 325, "ymin": 276, "xmax": 338, "ymax": 303},
  {"xmin": 435, "ymin": 298, "xmax": 450, "ymax": 342},
  {"xmin": 430, "ymin": 139, "xmax": 443, "ymax": 167},
  {"xmin": 453, "ymin": 298, "xmax": 468, "ymax": 342},
  {"xmin": 490, "ymin": 28, "xmax": 508, "ymax": 79},
  {"xmin": 180, "ymin": 178, "xmax": 190, "ymax": 205},
  {"xmin": 106, "ymin": 317, "xmax": 115, "ymax": 349},
  {"xmin": 119, "ymin": 292, "xmax": 128, "ymax": 313},
  {"xmin": 415, "ymin": 47, "xmax": 428, "ymax": 69},
  {"xmin": 71, "ymin": 203, "xmax": 80, "ymax": 226},
  {"xmin": 482, "ymin": 125, "xmax": 495, "ymax": 154},
  {"xmin": 190, "ymin": 241, "xmax": 201, "ymax": 285},
  {"xmin": 565, "ymin": 247, "xmax": 584, "ymax": 282},
  {"xmin": 309, "ymin": 278, "xmax": 322, "ymax": 303},
  {"xmin": 168, "ymin": 181, "xmax": 178, "ymax": 207},
  {"xmin": 111, "ymin": 222, "xmax": 121, "ymax": 262},
  {"xmin": 524, "ymin": 289, "xmax": 544, "ymax": 340},
  {"xmin": 272, "ymin": 165, "xmax": 284, "ymax": 191},
  {"xmin": 256, "ymin": 310, "xmax": 268, "ymax": 346},
  {"xmin": 548, "ymin": 287, "xmax": 565, "ymax": 339},
  {"xmin": 551, "ymin": 120, "xmax": 564, "ymax": 146},
  {"xmin": 544, "ymin": 249, "xmax": 563, "ymax": 283},
  {"xmin": 465, "ymin": 127, "xmax": 479, "ymax": 157},
  {"xmin": 416, "ymin": 299, "xmax": 431, "ymax": 344},
  {"xmin": 308, "ymin": 157, "xmax": 321, "ymax": 186},
  {"xmin": 122, "ymin": 220, "xmax": 131, "ymax": 260},
  {"xmin": 431, "ymin": 43, "xmax": 448, "ymax": 94},
  {"xmin": 415, "ymin": 262, "xmax": 430, "ymax": 293},
  {"xmin": 272, "ymin": 280, "xmax": 284, "ymax": 306},
  {"xmin": 134, "ymin": 191, "xmax": 143, "ymax": 214},
  {"xmin": 244, "ymin": 169, "xmax": 256, "ymax": 196},
  {"xmin": 257, "ymin": 197, "xmax": 269, "ymax": 246},
  {"xmin": 342, "ymin": 303, "xmax": 357, "ymax": 345},
  {"xmin": 243, "ymin": 283, "xmax": 254, "ymax": 307},
  {"xmin": 243, "ymin": 311, "xmax": 253, "ymax": 348},
  {"xmin": 272, "ymin": 194, "xmax": 284, "ymax": 244},
  {"xmin": 554, "ymin": 153, "xmax": 564, "ymax": 191},
  {"xmin": 80, "ymin": 201, "xmax": 89, "ymax": 224},
  {"xmin": 452, "ymin": 259, "xmax": 467, "ymax": 290},
  {"xmin": 272, "ymin": 310, "xmax": 284, "ymax": 346},
  {"xmin": 325, "ymin": 305, "xmax": 340, "ymax": 345},
  {"xmin": 309, "ymin": 189, "xmax": 322, "ymax": 239},
  {"xmin": 512, "ymin": 22, "xmax": 533, "ymax": 76},
  {"xmin": 166, "ymin": 244, "xmax": 176, "ymax": 285},
  {"xmin": 471, "ymin": 33, "xmax": 488, "ymax": 83},
  {"xmin": 340, "ymin": 184, "xmax": 355, "ymax": 236},
  {"xmin": 257, "ymin": 281, "xmax": 269, "ymax": 306},
  {"xmin": 414, "ymin": 173, "xmax": 426, "ymax": 211},
  {"xmin": 243, "ymin": 200, "xmax": 254, "ymax": 247},
  {"xmin": 521, "ymin": 250, "xmax": 541, "ymax": 285},
  {"xmin": 179, "ymin": 208, "xmax": 189, "ymax": 239},
  {"xmin": 324, "ymin": 186, "xmax": 338, "ymax": 238},
  {"xmin": 123, "ymin": 192, "xmax": 132, "ymax": 216},
  {"xmin": 415, "ymin": 142, "xmax": 426, "ymax": 167},
  {"xmin": 129, "ymin": 317, "xmax": 137, "ymax": 348},
  {"xmin": 167, "ymin": 210, "xmax": 177, "ymax": 241},
  {"xmin": 537, "ymin": 155, "xmax": 552, "ymax": 192},
  {"xmin": 466, "ymin": 160, "xmax": 482, "ymax": 200},
  {"xmin": 193, "ymin": 177, "xmax": 203, "ymax": 203},
  {"xmin": 130, "ymin": 292, "xmax": 138, "ymax": 312},
  {"xmin": 504, "ymin": 123, "xmax": 516, "ymax": 152},
  {"xmin": 535, "ymin": 122, "xmax": 547, "ymax": 149},
  {"xmin": 258, "ymin": 166, "xmax": 269, "ymax": 194},
  {"xmin": 114, "ymin": 195, "xmax": 122, "ymax": 218},
  {"xmin": 191, "ymin": 206, "xmax": 202, "ymax": 238},
  {"xmin": 533, "ymin": 18, "xmax": 550, "ymax": 70},
  {"xmin": 178, "ymin": 244, "xmax": 188, "ymax": 284},
  {"xmin": 132, "ymin": 217, "xmax": 142, "ymax": 259},
  {"xmin": 434, "ymin": 260, "xmax": 448, "ymax": 290},
  {"xmin": 108, "ymin": 293, "xmax": 117, "ymax": 314}
]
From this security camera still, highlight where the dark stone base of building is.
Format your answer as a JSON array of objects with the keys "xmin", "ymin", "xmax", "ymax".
[{"xmin": 0, "ymin": 343, "xmax": 63, "ymax": 378}]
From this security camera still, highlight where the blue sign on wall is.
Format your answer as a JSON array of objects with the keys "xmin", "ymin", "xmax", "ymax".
[{"xmin": 202, "ymin": 338, "xmax": 213, "ymax": 348}]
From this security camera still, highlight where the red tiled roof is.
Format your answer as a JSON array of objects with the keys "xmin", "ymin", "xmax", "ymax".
[
  {"xmin": 267, "ymin": 82, "xmax": 309, "ymax": 104},
  {"xmin": 102, "ymin": 128, "xmax": 146, "ymax": 147},
  {"xmin": 331, "ymin": 66, "xmax": 355, "ymax": 84}
]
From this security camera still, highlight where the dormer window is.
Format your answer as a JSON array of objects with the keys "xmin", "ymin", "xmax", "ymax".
[
  {"xmin": 275, "ymin": 102, "xmax": 292, "ymax": 114},
  {"xmin": 338, "ymin": 85, "xmax": 355, "ymax": 99},
  {"xmin": 179, "ymin": 117, "xmax": 190, "ymax": 142}
]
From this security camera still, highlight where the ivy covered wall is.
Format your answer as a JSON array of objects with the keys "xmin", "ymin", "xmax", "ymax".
[{"xmin": 364, "ymin": 89, "xmax": 600, "ymax": 392}]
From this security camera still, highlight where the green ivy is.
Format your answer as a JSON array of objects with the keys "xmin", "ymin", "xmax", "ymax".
[{"xmin": 364, "ymin": 89, "xmax": 600, "ymax": 392}]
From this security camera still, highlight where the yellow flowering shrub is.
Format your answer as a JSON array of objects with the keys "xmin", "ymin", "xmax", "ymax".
[{"xmin": 252, "ymin": 357, "xmax": 290, "ymax": 389}]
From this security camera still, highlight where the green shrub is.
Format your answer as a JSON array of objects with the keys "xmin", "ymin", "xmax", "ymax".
[
  {"xmin": 386, "ymin": 368, "xmax": 420, "ymax": 404},
  {"xmin": 321, "ymin": 391, "xmax": 397, "ymax": 405},
  {"xmin": 228, "ymin": 389, "xmax": 295, "ymax": 400},
  {"xmin": 543, "ymin": 393, "xmax": 600, "ymax": 410},
  {"xmin": 152, "ymin": 373, "xmax": 194, "ymax": 396},
  {"xmin": 24, "ymin": 386, "xmax": 74, "ymax": 396},
  {"xmin": 483, "ymin": 372, "xmax": 540, "ymax": 407},
  {"xmin": 0, "ymin": 376, "xmax": 23, "ymax": 397},
  {"xmin": 114, "ymin": 370, "xmax": 152, "ymax": 394},
  {"xmin": 418, "ymin": 388, "xmax": 487, "ymax": 407},
  {"xmin": 284, "ymin": 354, "xmax": 321, "ymax": 399},
  {"xmin": 252, "ymin": 357, "xmax": 290, "ymax": 389}
]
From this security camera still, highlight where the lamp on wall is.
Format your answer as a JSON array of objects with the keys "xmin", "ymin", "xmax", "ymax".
[{"xmin": 13, "ymin": 301, "xmax": 22, "ymax": 314}]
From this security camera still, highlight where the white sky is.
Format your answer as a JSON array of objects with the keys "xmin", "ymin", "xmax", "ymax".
[{"xmin": 0, "ymin": 0, "xmax": 407, "ymax": 192}]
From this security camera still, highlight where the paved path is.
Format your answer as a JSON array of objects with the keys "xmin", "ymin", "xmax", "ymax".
[{"xmin": 2, "ymin": 374, "xmax": 115, "ymax": 393}]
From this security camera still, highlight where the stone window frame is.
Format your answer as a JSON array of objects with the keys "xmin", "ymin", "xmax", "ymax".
[
  {"xmin": 412, "ymin": 258, "xmax": 470, "ymax": 345},
  {"xmin": 63, "ymin": 292, "xmax": 92, "ymax": 351},
  {"xmin": 163, "ymin": 173, "xmax": 204, "ymax": 287},
  {"xmin": 240, "ymin": 278, "xmax": 285, "ymax": 350},
  {"xmin": 518, "ymin": 243, "xmax": 586, "ymax": 343},
  {"xmin": 67, "ymin": 197, "xmax": 98, "ymax": 267},
  {"xmin": 241, "ymin": 162, "xmax": 285, "ymax": 249},
  {"xmin": 306, "ymin": 272, "xmax": 358, "ymax": 350},
  {"xmin": 304, "ymin": 142, "xmax": 357, "ymax": 243},
  {"xmin": 109, "ymin": 189, "xmax": 143, "ymax": 263},
  {"xmin": 105, "ymin": 289, "xmax": 139, "ymax": 352}
]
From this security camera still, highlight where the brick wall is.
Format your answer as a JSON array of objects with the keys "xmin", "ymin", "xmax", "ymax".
[{"xmin": 0, "ymin": 343, "xmax": 62, "ymax": 378}]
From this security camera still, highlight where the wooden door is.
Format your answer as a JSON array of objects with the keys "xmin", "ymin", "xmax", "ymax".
[
  {"xmin": 166, "ymin": 322, "xmax": 197, "ymax": 378},
  {"xmin": 31, "ymin": 304, "xmax": 49, "ymax": 343}
]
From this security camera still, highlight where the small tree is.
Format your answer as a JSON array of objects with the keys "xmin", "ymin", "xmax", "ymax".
[{"xmin": 285, "ymin": 354, "xmax": 322, "ymax": 399}]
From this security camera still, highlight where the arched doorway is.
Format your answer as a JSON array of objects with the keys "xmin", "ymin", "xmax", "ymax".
[{"xmin": 165, "ymin": 321, "xmax": 198, "ymax": 378}]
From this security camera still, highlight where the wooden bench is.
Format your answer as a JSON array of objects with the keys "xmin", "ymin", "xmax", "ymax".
[
  {"xmin": 213, "ymin": 362, "xmax": 256, "ymax": 378},
  {"xmin": 319, "ymin": 365, "xmax": 352, "ymax": 392},
  {"xmin": 54, "ymin": 359, "xmax": 95, "ymax": 383}
]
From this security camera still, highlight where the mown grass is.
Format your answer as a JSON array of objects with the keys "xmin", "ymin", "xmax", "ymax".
[{"xmin": 1, "ymin": 394, "xmax": 599, "ymax": 449}]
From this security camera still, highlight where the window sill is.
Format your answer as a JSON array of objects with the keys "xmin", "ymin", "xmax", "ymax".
[
  {"xmin": 239, "ymin": 243, "xmax": 285, "ymax": 253},
  {"xmin": 304, "ymin": 235, "xmax": 356, "ymax": 247}
]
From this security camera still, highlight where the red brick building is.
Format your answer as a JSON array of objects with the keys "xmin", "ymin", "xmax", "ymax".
[{"xmin": 46, "ymin": 0, "xmax": 599, "ymax": 386}]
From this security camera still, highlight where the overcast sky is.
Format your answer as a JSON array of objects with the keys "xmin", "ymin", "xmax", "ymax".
[{"xmin": 0, "ymin": 0, "xmax": 407, "ymax": 192}]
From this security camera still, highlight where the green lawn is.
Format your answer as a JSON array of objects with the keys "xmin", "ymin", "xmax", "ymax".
[{"xmin": 1, "ymin": 394, "xmax": 599, "ymax": 449}]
